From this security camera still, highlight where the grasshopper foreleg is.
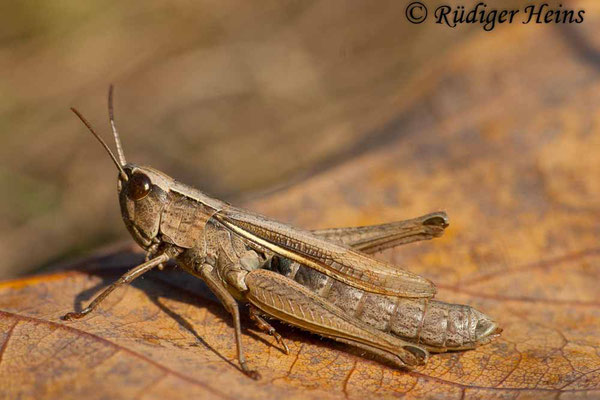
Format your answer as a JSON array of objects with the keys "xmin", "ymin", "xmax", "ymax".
[
  {"xmin": 248, "ymin": 305, "xmax": 290, "ymax": 355},
  {"xmin": 198, "ymin": 263, "xmax": 260, "ymax": 380},
  {"xmin": 62, "ymin": 253, "xmax": 169, "ymax": 321}
]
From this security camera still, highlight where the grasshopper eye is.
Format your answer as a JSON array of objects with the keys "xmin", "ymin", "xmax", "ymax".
[{"xmin": 128, "ymin": 172, "xmax": 151, "ymax": 200}]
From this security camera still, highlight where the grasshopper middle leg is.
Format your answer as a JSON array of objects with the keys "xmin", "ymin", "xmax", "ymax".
[{"xmin": 198, "ymin": 263, "xmax": 260, "ymax": 380}]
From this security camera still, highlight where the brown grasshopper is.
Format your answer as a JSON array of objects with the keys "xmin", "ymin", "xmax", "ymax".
[{"xmin": 62, "ymin": 87, "xmax": 501, "ymax": 379}]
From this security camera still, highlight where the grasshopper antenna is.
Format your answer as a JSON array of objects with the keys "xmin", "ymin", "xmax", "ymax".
[
  {"xmin": 71, "ymin": 107, "xmax": 129, "ymax": 181},
  {"xmin": 108, "ymin": 84, "xmax": 127, "ymax": 166}
]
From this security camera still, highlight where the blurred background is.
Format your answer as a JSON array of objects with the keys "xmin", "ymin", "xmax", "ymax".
[{"xmin": 0, "ymin": 0, "xmax": 597, "ymax": 278}]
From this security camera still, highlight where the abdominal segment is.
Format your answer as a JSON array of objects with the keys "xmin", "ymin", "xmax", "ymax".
[{"xmin": 270, "ymin": 258, "xmax": 478, "ymax": 351}]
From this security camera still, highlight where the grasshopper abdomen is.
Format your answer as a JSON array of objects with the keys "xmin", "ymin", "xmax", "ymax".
[{"xmin": 270, "ymin": 259, "xmax": 499, "ymax": 352}]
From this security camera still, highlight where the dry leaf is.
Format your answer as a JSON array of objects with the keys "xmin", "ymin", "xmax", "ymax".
[{"xmin": 2, "ymin": 13, "xmax": 600, "ymax": 400}]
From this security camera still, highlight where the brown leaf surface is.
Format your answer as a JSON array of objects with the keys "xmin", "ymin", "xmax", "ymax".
[{"xmin": 2, "ymin": 9, "xmax": 600, "ymax": 400}]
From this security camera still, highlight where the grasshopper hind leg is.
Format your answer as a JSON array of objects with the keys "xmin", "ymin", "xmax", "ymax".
[
  {"xmin": 243, "ymin": 269, "xmax": 429, "ymax": 368},
  {"xmin": 333, "ymin": 337, "xmax": 427, "ymax": 370}
]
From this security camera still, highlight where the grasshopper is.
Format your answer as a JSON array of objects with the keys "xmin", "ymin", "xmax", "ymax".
[{"xmin": 62, "ymin": 87, "xmax": 501, "ymax": 379}]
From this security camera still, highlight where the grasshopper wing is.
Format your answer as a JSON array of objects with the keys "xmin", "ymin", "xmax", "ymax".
[
  {"xmin": 215, "ymin": 208, "xmax": 436, "ymax": 298},
  {"xmin": 311, "ymin": 212, "xmax": 449, "ymax": 254}
]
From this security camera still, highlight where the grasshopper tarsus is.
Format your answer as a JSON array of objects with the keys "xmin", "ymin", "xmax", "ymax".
[
  {"xmin": 243, "ymin": 368, "xmax": 261, "ymax": 380},
  {"xmin": 277, "ymin": 336, "xmax": 290, "ymax": 355},
  {"xmin": 61, "ymin": 311, "xmax": 87, "ymax": 321},
  {"xmin": 61, "ymin": 305, "xmax": 95, "ymax": 321},
  {"xmin": 237, "ymin": 353, "xmax": 260, "ymax": 380},
  {"xmin": 249, "ymin": 305, "xmax": 290, "ymax": 355}
]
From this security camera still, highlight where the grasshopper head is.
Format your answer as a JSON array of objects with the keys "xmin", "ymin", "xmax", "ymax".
[
  {"xmin": 71, "ymin": 86, "xmax": 173, "ymax": 250},
  {"xmin": 117, "ymin": 164, "xmax": 172, "ymax": 248}
]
